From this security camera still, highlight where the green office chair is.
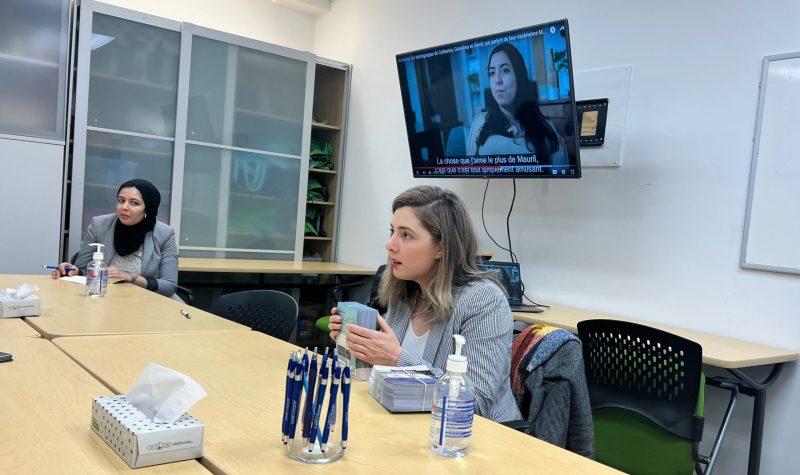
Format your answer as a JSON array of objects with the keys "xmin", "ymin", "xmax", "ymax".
[{"xmin": 577, "ymin": 319, "xmax": 738, "ymax": 475}]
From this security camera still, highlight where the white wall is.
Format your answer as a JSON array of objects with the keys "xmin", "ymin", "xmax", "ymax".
[
  {"xmin": 314, "ymin": 1, "xmax": 800, "ymax": 473},
  {"xmin": 103, "ymin": 0, "xmax": 316, "ymax": 51}
]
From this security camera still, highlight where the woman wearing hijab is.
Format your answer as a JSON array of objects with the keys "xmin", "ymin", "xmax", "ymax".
[{"xmin": 51, "ymin": 179, "xmax": 178, "ymax": 298}]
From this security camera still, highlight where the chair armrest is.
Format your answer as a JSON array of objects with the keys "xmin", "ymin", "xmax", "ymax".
[
  {"xmin": 176, "ymin": 285, "xmax": 193, "ymax": 305},
  {"xmin": 500, "ymin": 419, "xmax": 532, "ymax": 433}
]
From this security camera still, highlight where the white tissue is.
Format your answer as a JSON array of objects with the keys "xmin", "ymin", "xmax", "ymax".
[
  {"xmin": 0, "ymin": 283, "xmax": 39, "ymax": 301},
  {"xmin": 126, "ymin": 363, "xmax": 207, "ymax": 423}
]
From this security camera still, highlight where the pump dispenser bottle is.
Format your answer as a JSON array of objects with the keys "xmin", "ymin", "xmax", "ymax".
[
  {"xmin": 85, "ymin": 243, "xmax": 108, "ymax": 298},
  {"xmin": 429, "ymin": 334, "xmax": 476, "ymax": 457}
]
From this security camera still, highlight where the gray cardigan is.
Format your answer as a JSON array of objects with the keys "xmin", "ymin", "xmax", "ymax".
[
  {"xmin": 386, "ymin": 278, "xmax": 522, "ymax": 423},
  {"xmin": 74, "ymin": 213, "xmax": 178, "ymax": 297},
  {"xmin": 518, "ymin": 339, "xmax": 595, "ymax": 458}
]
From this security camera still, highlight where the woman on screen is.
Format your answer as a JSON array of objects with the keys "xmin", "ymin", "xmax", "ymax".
[
  {"xmin": 466, "ymin": 42, "xmax": 567, "ymax": 165},
  {"xmin": 51, "ymin": 179, "xmax": 179, "ymax": 299},
  {"xmin": 328, "ymin": 186, "xmax": 521, "ymax": 423}
]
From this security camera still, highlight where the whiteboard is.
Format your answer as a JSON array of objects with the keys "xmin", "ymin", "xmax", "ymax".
[{"xmin": 741, "ymin": 53, "xmax": 800, "ymax": 274}]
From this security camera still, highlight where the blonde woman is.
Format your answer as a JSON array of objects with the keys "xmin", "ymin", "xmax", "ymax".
[{"xmin": 329, "ymin": 186, "xmax": 520, "ymax": 422}]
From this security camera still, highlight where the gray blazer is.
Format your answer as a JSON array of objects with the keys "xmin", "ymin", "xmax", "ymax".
[
  {"xmin": 75, "ymin": 213, "xmax": 178, "ymax": 297},
  {"xmin": 387, "ymin": 279, "xmax": 522, "ymax": 423}
]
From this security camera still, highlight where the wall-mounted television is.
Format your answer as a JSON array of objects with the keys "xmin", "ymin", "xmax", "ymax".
[{"xmin": 396, "ymin": 19, "xmax": 580, "ymax": 178}]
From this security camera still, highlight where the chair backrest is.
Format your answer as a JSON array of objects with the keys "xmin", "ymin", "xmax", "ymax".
[
  {"xmin": 366, "ymin": 264, "xmax": 386, "ymax": 313},
  {"xmin": 212, "ymin": 290, "xmax": 298, "ymax": 341},
  {"xmin": 577, "ymin": 319, "xmax": 703, "ymax": 441},
  {"xmin": 330, "ymin": 264, "xmax": 386, "ymax": 312}
]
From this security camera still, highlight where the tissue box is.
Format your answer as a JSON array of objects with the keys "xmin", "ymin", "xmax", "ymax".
[
  {"xmin": 0, "ymin": 295, "xmax": 40, "ymax": 318},
  {"xmin": 91, "ymin": 396, "xmax": 204, "ymax": 468}
]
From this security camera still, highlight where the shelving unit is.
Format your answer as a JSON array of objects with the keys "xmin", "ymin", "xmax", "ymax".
[
  {"xmin": 66, "ymin": 2, "xmax": 350, "ymax": 264},
  {"xmin": 303, "ymin": 59, "xmax": 350, "ymax": 262},
  {"xmin": 0, "ymin": 0, "xmax": 71, "ymax": 273}
]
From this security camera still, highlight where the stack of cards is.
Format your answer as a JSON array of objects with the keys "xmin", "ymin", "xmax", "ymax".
[
  {"xmin": 335, "ymin": 302, "xmax": 379, "ymax": 380},
  {"xmin": 368, "ymin": 365, "xmax": 436, "ymax": 412}
]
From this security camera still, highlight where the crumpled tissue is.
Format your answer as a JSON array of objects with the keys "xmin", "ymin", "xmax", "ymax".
[
  {"xmin": 0, "ymin": 283, "xmax": 39, "ymax": 301},
  {"xmin": 126, "ymin": 363, "xmax": 208, "ymax": 423}
]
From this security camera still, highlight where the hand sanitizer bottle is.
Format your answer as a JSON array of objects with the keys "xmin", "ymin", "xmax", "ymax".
[
  {"xmin": 85, "ymin": 243, "xmax": 108, "ymax": 298},
  {"xmin": 430, "ymin": 334, "xmax": 476, "ymax": 457}
]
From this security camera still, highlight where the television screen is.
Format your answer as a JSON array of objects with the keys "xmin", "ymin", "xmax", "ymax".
[{"xmin": 396, "ymin": 19, "xmax": 580, "ymax": 178}]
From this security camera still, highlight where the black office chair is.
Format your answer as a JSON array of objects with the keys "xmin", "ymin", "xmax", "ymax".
[
  {"xmin": 212, "ymin": 290, "xmax": 299, "ymax": 341},
  {"xmin": 577, "ymin": 319, "xmax": 738, "ymax": 475},
  {"xmin": 333, "ymin": 264, "xmax": 386, "ymax": 313},
  {"xmin": 316, "ymin": 264, "xmax": 386, "ymax": 334}
]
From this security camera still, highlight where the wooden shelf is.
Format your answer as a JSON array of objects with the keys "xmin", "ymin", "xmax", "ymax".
[
  {"xmin": 311, "ymin": 122, "xmax": 341, "ymax": 131},
  {"xmin": 303, "ymin": 61, "xmax": 348, "ymax": 262},
  {"xmin": 309, "ymin": 168, "xmax": 336, "ymax": 175}
]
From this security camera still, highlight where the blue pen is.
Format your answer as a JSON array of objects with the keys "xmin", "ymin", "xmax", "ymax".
[
  {"xmin": 308, "ymin": 363, "xmax": 329, "ymax": 451},
  {"xmin": 287, "ymin": 355, "xmax": 304, "ymax": 441},
  {"xmin": 321, "ymin": 364, "xmax": 341, "ymax": 452},
  {"xmin": 312, "ymin": 348, "xmax": 330, "ymax": 443},
  {"xmin": 44, "ymin": 265, "xmax": 77, "ymax": 271},
  {"xmin": 341, "ymin": 365, "xmax": 351, "ymax": 449},
  {"xmin": 327, "ymin": 354, "xmax": 339, "ymax": 429},
  {"xmin": 320, "ymin": 348, "xmax": 329, "ymax": 375},
  {"xmin": 302, "ymin": 348, "xmax": 318, "ymax": 445},
  {"xmin": 281, "ymin": 353, "xmax": 296, "ymax": 443},
  {"xmin": 302, "ymin": 348, "xmax": 309, "ymax": 380}
]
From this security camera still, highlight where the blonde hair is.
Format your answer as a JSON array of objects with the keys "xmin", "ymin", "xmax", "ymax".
[{"xmin": 378, "ymin": 186, "xmax": 495, "ymax": 323}]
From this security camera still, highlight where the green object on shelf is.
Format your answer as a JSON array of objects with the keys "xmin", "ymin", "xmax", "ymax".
[
  {"xmin": 305, "ymin": 206, "xmax": 325, "ymax": 237},
  {"xmin": 310, "ymin": 138, "xmax": 334, "ymax": 170},
  {"xmin": 307, "ymin": 176, "xmax": 328, "ymax": 202}
]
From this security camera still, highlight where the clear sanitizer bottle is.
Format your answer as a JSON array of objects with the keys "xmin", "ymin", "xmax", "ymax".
[
  {"xmin": 85, "ymin": 242, "xmax": 108, "ymax": 298},
  {"xmin": 430, "ymin": 334, "xmax": 476, "ymax": 457}
]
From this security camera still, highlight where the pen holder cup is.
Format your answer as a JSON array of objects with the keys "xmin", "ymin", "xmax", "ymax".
[{"xmin": 286, "ymin": 378, "xmax": 345, "ymax": 464}]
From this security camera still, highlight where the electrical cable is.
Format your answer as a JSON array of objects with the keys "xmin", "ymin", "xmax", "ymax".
[{"xmin": 481, "ymin": 179, "xmax": 548, "ymax": 308}]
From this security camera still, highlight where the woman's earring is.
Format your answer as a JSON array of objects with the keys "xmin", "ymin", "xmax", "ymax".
[{"xmin": 144, "ymin": 213, "xmax": 147, "ymax": 218}]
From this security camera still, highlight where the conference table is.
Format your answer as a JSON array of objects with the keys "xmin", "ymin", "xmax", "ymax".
[
  {"xmin": 0, "ymin": 337, "xmax": 209, "ymax": 474},
  {"xmin": 0, "ymin": 275, "xmax": 249, "ymax": 339},
  {"xmin": 55, "ymin": 331, "xmax": 621, "ymax": 474},
  {"xmin": 513, "ymin": 303, "xmax": 799, "ymax": 475},
  {"xmin": 0, "ymin": 318, "xmax": 40, "ymax": 337}
]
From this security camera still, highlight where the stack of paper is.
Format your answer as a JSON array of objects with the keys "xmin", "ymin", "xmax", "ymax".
[{"xmin": 368, "ymin": 365, "xmax": 436, "ymax": 412}]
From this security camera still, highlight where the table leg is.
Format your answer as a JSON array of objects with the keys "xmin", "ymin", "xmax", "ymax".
[{"xmin": 727, "ymin": 363, "xmax": 784, "ymax": 475}]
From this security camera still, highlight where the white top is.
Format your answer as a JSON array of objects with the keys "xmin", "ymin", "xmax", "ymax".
[
  {"xmin": 109, "ymin": 248, "xmax": 143, "ymax": 275},
  {"xmin": 401, "ymin": 324, "xmax": 430, "ymax": 359}
]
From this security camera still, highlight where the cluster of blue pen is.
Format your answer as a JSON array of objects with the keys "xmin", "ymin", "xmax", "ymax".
[{"xmin": 282, "ymin": 347, "xmax": 351, "ymax": 452}]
